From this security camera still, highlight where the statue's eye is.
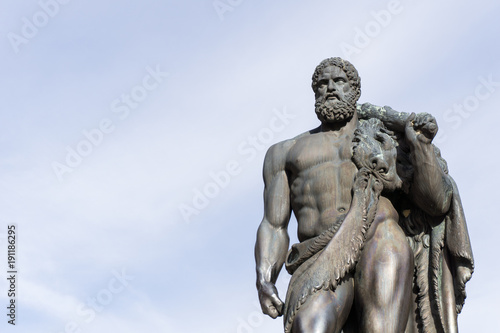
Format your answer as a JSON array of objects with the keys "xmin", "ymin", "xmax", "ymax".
[
  {"xmin": 375, "ymin": 133, "xmax": 386, "ymax": 144},
  {"xmin": 376, "ymin": 133, "xmax": 393, "ymax": 150}
]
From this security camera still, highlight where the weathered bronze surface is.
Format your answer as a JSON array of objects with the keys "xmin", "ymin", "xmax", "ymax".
[{"xmin": 254, "ymin": 57, "xmax": 473, "ymax": 333}]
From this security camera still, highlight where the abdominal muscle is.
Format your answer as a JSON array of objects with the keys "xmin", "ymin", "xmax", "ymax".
[{"xmin": 290, "ymin": 160, "xmax": 358, "ymax": 242}]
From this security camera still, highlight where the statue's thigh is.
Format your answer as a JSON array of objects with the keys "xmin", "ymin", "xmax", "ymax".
[
  {"xmin": 353, "ymin": 219, "xmax": 413, "ymax": 332},
  {"xmin": 291, "ymin": 277, "xmax": 354, "ymax": 333}
]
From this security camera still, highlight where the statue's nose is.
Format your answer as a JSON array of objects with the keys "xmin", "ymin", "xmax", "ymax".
[
  {"xmin": 327, "ymin": 80, "xmax": 336, "ymax": 91},
  {"xmin": 370, "ymin": 155, "xmax": 389, "ymax": 173}
]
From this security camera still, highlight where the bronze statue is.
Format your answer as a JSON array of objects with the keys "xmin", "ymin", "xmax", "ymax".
[{"xmin": 254, "ymin": 57, "xmax": 473, "ymax": 333}]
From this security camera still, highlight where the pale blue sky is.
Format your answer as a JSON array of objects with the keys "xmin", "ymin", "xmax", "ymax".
[{"xmin": 0, "ymin": 0, "xmax": 499, "ymax": 332}]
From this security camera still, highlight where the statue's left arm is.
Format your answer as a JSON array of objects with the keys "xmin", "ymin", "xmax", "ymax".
[
  {"xmin": 357, "ymin": 103, "xmax": 452, "ymax": 215},
  {"xmin": 404, "ymin": 113, "xmax": 453, "ymax": 216}
]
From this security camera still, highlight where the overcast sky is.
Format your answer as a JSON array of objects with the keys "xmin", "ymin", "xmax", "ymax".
[{"xmin": 0, "ymin": 0, "xmax": 499, "ymax": 332}]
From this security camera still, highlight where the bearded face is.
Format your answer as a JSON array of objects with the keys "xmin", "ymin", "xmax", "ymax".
[
  {"xmin": 313, "ymin": 65, "xmax": 359, "ymax": 124},
  {"xmin": 314, "ymin": 93, "xmax": 357, "ymax": 123}
]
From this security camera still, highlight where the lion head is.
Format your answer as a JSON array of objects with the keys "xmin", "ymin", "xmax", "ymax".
[{"xmin": 352, "ymin": 118, "xmax": 402, "ymax": 192}]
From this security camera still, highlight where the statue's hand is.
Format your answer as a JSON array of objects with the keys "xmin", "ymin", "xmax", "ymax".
[
  {"xmin": 257, "ymin": 281, "xmax": 284, "ymax": 318},
  {"xmin": 405, "ymin": 112, "xmax": 437, "ymax": 145}
]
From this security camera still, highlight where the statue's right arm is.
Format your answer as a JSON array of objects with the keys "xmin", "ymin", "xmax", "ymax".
[{"xmin": 255, "ymin": 142, "xmax": 292, "ymax": 319}]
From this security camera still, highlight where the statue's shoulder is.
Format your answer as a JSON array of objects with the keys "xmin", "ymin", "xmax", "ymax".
[{"xmin": 264, "ymin": 127, "xmax": 318, "ymax": 168}]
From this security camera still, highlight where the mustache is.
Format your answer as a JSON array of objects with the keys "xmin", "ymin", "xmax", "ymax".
[
  {"xmin": 315, "ymin": 94, "xmax": 351, "ymax": 109},
  {"xmin": 317, "ymin": 92, "xmax": 343, "ymax": 103},
  {"xmin": 325, "ymin": 92, "xmax": 341, "ymax": 100},
  {"xmin": 317, "ymin": 90, "xmax": 359, "ymax": 106}
]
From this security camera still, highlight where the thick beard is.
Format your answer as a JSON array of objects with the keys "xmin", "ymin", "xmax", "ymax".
[{"xmin": 315, "ymin": 98, "xmax": 356, "ymax": 123}]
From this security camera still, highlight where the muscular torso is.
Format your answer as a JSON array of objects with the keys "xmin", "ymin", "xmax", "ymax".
[{"xmin": 285, "ymin": 129, "xmax": 358, "ymax": 241}]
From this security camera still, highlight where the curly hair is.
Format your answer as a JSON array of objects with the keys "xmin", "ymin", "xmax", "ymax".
[{"xmin": 311, "ymin": 57, "xmax": 361, "ymax": 102}]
